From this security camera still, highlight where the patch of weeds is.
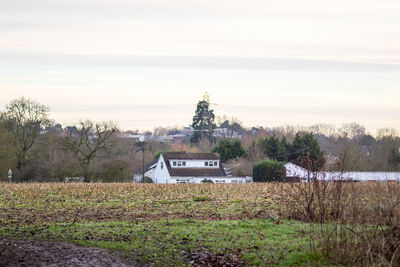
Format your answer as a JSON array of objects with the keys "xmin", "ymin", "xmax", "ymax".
[{"xmin": 193, "ymin": 195, "xmax": 209, "ymax": 202}]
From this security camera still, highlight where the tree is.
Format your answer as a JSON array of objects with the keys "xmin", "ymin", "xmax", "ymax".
[
  {"xmin": 217, "ymin": 116, "xmax": 244, "ymax": 139},
  {"xmin": 247, "ymin": 141, "xmax": 265, "ymax": 161},
  {"xmin": 308, "ymin": 123, "xmax": 336, "ymax": 137},
  {"xmin": 0, "ymin": 123, "xmax": 16, "ymax": 181},
  {"xmin": 212, "ymin": 139, "xmax": 245, "ymax": 163},
  {"xmin": 388, "ymin": 148, "xmax": 400, "ymax": 171},
  {"xmin": 335, "ymin": 142, "xmax": 368, "ymax": 171},
  {"xmin": 359, "ymin": 134, "xmax": 376, "ymax": 147},
  {"xmin": 191, "ymin": 93, "xmax": 216, "ymax": 143},
  {"xmin": 339, "ymin": 122, "xmax": 366, "ymax": 140},
  {"xmin": 62, "ymin": 120, "xmax": 117, "ymax": 181},
  {"xmin": 259, "ymin": 135, "xmax": 287, "ymax": 161},
  {"xmin": 1, "ymin": 97, "xmax": 51, "ymax": 180},
  {"xmin": 29, "ymin": 129, "xmax": 81, "ymax": 182},
  {"xmin": 289, "ymin": 133, "xmax": 325, "ymax": 171},
  {"xmin": 92, "ymin": 159, "xmax": 131, "ymax": 182},
  {"xmin": 253, "ymin": 159, "xmax": 285, "ymax": 182}
]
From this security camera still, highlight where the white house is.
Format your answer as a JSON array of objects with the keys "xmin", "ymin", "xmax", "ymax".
[
  {"xmin": 284, "ymin": 162, "xmax": 400, "ymax": 183},
  {"xmin": 143, "ymin": 152, "xmax": 247, "ymax": 184}
]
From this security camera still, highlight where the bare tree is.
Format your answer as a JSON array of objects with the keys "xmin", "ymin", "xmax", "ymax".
[
  {"xmin": 62, "ymin": 120, "xmax": 117, "ymax": 181},
  {"xmin": 308, "ymin": 123, "xmax": 337, "ymax": 137},
  {"xmin": 339, "ymin": 122, "xmax": 366, "ymax": 140},
  {"xmin": 376, "ymin": 128, "xmax": 399, "ymax": 138},
  {"xmin": 217, "ymin": 115, "xmax": 243, "ymax": 139},
  {"xmin": 0, "ymin": 124, "xmax": 16, "ymax": 180},
  {"xmin": 1, "ymin": 97, "xmax": 51, "ymax": 179}
]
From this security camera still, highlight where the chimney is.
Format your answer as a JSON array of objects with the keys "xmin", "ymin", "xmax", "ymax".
[{"xmin": 181, "ymin": 144, "xmax": 185, "ymax": 152}]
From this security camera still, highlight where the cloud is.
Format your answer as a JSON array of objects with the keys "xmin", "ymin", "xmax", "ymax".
[{"xmin": 1, "ymin": 52, "xmax": 399, "ymax": 72}]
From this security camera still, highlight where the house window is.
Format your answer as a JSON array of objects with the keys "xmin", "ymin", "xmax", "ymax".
[
  {"xmin": 176, "ymin": 179, "xmax": 190, "ymax": 184},
  {"xmin": 205, "ymin": 162, "xmax": 208, "ymax": 166},
  {"xmin": 173, "ymin": 161, "xmax": 177, "ymax": 166},
  {"xmin": 214, "ymin": 161, "xmax": 218, "ymax": 167},
  {"xmin": 182, "ymin": 161, "xmax": 186, "ymax": 166},
  {"xmin": 177, "ymin": 161, "xmax": 182, "ymax": 166},
  {"xmin": 209, "ymin": 161, "xmax": 213, "ymax": 166},
  {"xmin": 161, "ymin": 162, "xmax": 164, "ymax": 169}
]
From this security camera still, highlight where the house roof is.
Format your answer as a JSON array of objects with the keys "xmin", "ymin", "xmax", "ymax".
[
  {"xmin": 168, "ymin": 167, "xmax": 227, "ymax": 177},
  {"xmin": 162, "ymin": 152, "xmax": 219, "ymax": 160},
  {"xmin": 162, "ymin": 152, "xmax": 227, "ymax": 177},
  {"xmin": 145, "ymin": 158, "xmax": 159, "ymax": 172}
]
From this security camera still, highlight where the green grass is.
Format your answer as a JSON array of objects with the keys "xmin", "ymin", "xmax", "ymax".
[
  {"xmin": 193, "ymin": 195, "xmax": 209, "ymax": 202},
  {"xmin": 0, "ymin": 219, "xmax": 332, "ymax": 266}
]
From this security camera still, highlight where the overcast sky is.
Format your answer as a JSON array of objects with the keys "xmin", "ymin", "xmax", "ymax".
[{"xmin": 0, "ymin": 0, "xmax": 399, "ymax": 132}]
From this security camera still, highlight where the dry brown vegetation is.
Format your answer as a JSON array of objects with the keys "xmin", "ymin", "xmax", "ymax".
[
  {"xmin": 275, "ymin": 182, "xmax": 400, "ymax": 266},
  {"xmin": 0, "ymin": 183, "xmax": 278, "ymax": 227}
]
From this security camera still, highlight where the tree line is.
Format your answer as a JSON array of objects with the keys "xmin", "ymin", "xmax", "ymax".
[{"xmin": 1, "ymin": 96, "xmax": 400, "ymax": 182}]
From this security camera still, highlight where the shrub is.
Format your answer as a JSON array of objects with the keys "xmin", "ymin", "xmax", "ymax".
[
  {"xmin": 143, "ymin": 176, "xmax": 154, "ymax": 183},
  {"xmin": 253, "ymin": 159, "xmax": 285, "ymax": 182},
  {"xmin": 201, "ymin": 179, "xmax": 214, "ymax": 184}
]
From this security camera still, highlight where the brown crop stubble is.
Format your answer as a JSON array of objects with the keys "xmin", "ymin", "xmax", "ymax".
[{"xmin": 0, "ymin": 183, "xmax": 279, "ymax": 227}]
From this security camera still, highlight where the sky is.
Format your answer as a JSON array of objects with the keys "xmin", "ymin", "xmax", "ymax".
[{"xmin": 0, "ymin": 0, "xmax": 399, "ymax": 132}]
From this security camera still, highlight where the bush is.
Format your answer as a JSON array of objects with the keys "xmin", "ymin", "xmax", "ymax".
[
  {"xmin": 201, "ymin": 179, "xmax": 214, "ymax": 184},
  {"xmin": 143, "ymin": 176, "xmax": 154, "ymax": 183},
  {"xmin": 253, "ymin": 159, "xmax": 285, "ymax": 182}
]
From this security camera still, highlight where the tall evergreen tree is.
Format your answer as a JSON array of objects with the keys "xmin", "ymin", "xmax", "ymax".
[
  {"xmin": 191, "ymin": 93, "xmax": 216, "ymax": 143},
  {"xmin": 280, "ymin": 136, "xmax": 290, "ymax": 161},
  {"xmin": 260, "ymin": 135, "xmax": 287, "ymax": 161}
]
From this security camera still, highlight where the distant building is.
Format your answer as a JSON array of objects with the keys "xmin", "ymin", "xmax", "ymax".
[
  {"xmin": 117, "ymin": 133, "xmax": 145, "ymax": 141},
  {"xmin": 285, "ymin": 163, "xmax": 400, "ymax": 183},
  {"xmin": 142, "ymin": 152, "xmax": 247, "ymax": 184},
  {"xmin": 212, "ymin": 128, "xmax": 242, "ymax": 139}
]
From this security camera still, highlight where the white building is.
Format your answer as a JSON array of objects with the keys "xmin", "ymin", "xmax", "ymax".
[
  {"xmin": 284, "ymin": 163, "xmax": 400, "ymax": 183},
  {"xmin": 143, "ymin": 152, "xmax": 247, "ymax": 184}
]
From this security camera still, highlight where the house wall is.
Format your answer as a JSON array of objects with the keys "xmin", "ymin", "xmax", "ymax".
[
  {"xmin": 169, "ymin": 177, "xmax": 246, "ymax": 184},
  {"xmin": 145, "ymin": 168, "xmax": 155, "ymax": 180},
  {"xmin": 168, "ymin": 159, "xmax": 220, "ymax": 168},
  {"xmin": 153, "ymin": 155, "xmax": 171, "ymax": 183},
  {"xmin": 285, "ymin": 163, "xmax": 400, "ymax": 182}
]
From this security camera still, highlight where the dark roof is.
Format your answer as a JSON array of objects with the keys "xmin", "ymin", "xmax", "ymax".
[
  {"xmin": 144, "ymin": 158, "xmax": 158, "ymax": 172},
  {"xmin": 167, "ymin": 167, "xmax": 227, "ymax": 177},
  {"xmin": 162, "ymin": 152, "xmax": 219, "ymax": 160},
  {"xmin": 162, "ymin": 152, "xmax": 226, "ymax": 177}
]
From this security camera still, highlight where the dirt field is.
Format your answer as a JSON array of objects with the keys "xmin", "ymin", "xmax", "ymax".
[{"xmin": 0, "ymin": 239, "xmax": 136, "ymax": 267}]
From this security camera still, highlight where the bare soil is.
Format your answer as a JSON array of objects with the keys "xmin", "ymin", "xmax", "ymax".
[{"xmin": 0, "ymin": 239, "xmax": 137, "ymax": 267}]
